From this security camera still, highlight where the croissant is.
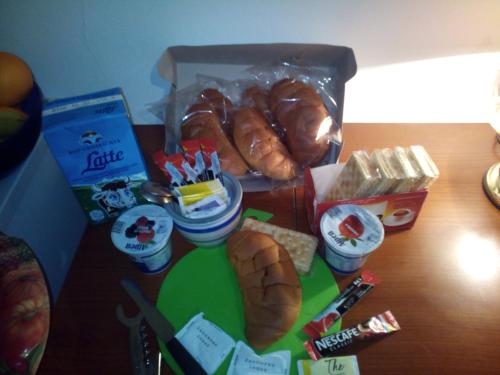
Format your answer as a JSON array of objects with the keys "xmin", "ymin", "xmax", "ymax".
[
  {"xmin": 241, "ymin": 85, "xmax": 273, "ymax": 124},
  {"xmin": 269, "ymin": 79, "xmax": 331, "ymax": 167},
  {"xmin": 198, "ymin": 88, "xmax": 234, "ymax": 131},
  {"xmin": 233, "ymin": 108, "xmax": 297, "ymax": 180},
  {"xmin": 181, "ymin": 102, "xmax": 248, "ymax": 176},
  {"xmin": 227, "ymin": 230, "xmax": 302, "ymax": 349}
]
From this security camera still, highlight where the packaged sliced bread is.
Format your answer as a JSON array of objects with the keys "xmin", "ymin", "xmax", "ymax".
[
  {"xmin": 326, "ymin": 150, "xmax": 381, "ymax": 201},
  {"xmin": 406, "ymin": 145, "xmax": 439, "ymax": 190},
  {"xmin": 240, "ymin": 218, "xmax": 317, "ymax": 274}
]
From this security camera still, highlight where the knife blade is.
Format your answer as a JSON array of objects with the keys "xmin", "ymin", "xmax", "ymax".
[{"xmin": 121, "ymin": 278, "xmax": 207, "ymax": 375}]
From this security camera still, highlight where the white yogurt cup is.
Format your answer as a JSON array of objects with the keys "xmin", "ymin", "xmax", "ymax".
[
  {"xmin": 111, "ymin": 204, "xmax": 173, "ymax": 274},
  {"xmin": 320, "ymin": 204, "xmax": 384, "ymax": 274}
]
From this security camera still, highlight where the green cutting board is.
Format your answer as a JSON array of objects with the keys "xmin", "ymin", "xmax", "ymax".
[{"xmin": 156, "ymin": 210, "xmax": 340, "ymax": 375}]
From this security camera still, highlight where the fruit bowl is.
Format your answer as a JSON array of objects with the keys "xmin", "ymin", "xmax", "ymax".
[
  {"xmin": 0, "ymin": 82, "xmax": 43, "ymax": 176},
  {"xmin": 0, "ymin": 232, "xmax": 51, "ymax": 375}
]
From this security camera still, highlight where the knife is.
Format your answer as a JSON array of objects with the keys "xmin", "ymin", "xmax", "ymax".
[{"xmin": 121, "ymin": 278, "xmax": 207, "ymax": 375}]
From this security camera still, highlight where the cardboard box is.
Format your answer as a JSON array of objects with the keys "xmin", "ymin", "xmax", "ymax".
[
  {"xmin": 43, "ymin": 88, "xmax": 149, "ymax": 224},
  {"xmin": 305, "ymin": 163, "xmax": 428, "ymax": 235},
  {"xmin": 157, "ymin": 44, "xmax": 357, "ymax": 191}
]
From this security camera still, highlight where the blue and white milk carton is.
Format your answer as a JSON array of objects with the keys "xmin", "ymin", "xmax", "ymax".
[{"xmin": 43, "ymin": 88, "xmax": 148, "ymax": 224}]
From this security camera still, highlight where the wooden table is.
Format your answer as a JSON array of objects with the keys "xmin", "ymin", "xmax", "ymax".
[{"xmin": 37, "ymin": 123, "xmax": 500, "ymax": 375}]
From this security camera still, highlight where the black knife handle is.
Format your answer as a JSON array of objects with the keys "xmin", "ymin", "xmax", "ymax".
[{"xmin": 166, "ymin": 338, "xmax": 207, "ymax": 375}]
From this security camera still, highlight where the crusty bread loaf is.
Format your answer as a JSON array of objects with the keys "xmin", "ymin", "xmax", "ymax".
[
  {"xmin": 227, "ymin": 230, "xmax": 302, "ymax": 349},
  {"xmin": 233, "ymin": 108, "xmax": 297, "ymax": 180},
  {"xmin": 181, "ymin": 102, "xmax": 248, "ymax": 176},
  {"xmin": 269, "ymin": 79, "xmax": 331, "ymax": 167}
]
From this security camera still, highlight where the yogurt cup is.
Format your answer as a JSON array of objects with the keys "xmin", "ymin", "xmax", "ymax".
[
  {"xmin": 320, "ymin": 204, "xmax": 384, "ymax": 274},
  {"xmin": 111, "ymin": 204, "xmax": 173, "ymax": 274}
]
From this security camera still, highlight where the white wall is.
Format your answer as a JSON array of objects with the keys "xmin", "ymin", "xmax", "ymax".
[{"xmin": 1, "ymin": 0, "xmax": 500, "ymax": 123}]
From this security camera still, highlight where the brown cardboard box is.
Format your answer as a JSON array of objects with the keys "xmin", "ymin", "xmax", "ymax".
[{"xmin": 157, "ymin": 44, "xmax": 357, "ymax": 191}]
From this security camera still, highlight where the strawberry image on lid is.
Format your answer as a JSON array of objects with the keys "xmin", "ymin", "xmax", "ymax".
[{"xmin": 339, "ymin": 214, "xmax": 365, "ymax": 244}]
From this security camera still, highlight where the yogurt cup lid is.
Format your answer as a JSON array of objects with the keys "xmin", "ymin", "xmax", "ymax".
[
  {"xmin": 111, "ymin": 204, "xmax": 173, "ymax": 255},
  {"xmin": 320, "ymin": 204, "xmax": 384, "ymax": 257}
]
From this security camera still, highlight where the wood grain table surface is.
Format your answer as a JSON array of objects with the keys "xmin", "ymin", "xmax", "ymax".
[{"xmin": 37, "ymin": 123, "xmax": 500, "ymax": 375}]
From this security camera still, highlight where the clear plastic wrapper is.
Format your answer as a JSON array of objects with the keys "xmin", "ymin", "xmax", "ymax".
[
  {"xmin": 369, "ymin": 148, "xmax": 400, "ymax": 195},
  {"xmin": 390, "ymin": 146, "xmax": 421, "ymax": 193},
  {"xmin": 246, "ymin": 62, "xmax": 342, "ymax": 168},
  {"xmin": 406, "ymin": 145, "xmax": 439, "ymax": 190},
  {"xmin": 165, "ymin": 61, "xmax": 342, "ymax": 191},
  {"xmin": 326, "ymin": 150, "xmax": 381, "ymax": 201}
]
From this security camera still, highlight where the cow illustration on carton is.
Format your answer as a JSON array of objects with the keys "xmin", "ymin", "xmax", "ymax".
[{"xmin": 92, "ymin": 177, "xmax": 137, "ymax": 217}]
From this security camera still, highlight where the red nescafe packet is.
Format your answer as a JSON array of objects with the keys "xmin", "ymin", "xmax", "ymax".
[
  {"xmin": 305, "ymin": 311, "xmax": 401, "ymax": 360},
  {"xmin": 303, "ymin": 270, "xmax": 380, "ymax": 339}
]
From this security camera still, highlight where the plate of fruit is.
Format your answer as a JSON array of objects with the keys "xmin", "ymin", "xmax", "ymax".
[{"xmin": 0, "ymin": 232, "xmax": 50, "ymax": 375}]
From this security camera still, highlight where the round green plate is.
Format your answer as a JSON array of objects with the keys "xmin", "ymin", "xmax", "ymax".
[{"xmin": 156, "ymin": 244, "xmax": 340, "ymax": 374}]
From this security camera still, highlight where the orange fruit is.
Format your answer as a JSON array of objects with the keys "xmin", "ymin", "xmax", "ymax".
[{"xmin": 0, "ymin": 52, "xmax": 33, "ymax": 106}]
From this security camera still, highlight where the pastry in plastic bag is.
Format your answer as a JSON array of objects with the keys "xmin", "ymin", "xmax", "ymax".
[
  {"xmin": 181, "ymin": 102, "xmax": 248, "ymax": 176},
  {"xmin": 270, "ymin": 79, "xmax": 331, "ymax": 167},
  {"xmin": 233, "ymin": 108, "xmax": 297, "ymax": 180},
  {"xmin": 197, "ymin": 88, "xmax": 234, "ymax": 131},
  {"xmin": 241, "ymin": 85, "xmax": 273, "ymax": 124}
]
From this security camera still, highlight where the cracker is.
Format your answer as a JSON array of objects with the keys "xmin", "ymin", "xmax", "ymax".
[
  {"xmin": 241, "ymin": 218, "xmax": 317, "ymax": 274},
  {"xmin": 406, "ymin": 145, "xmax": 439, "ymax": 190},
  {"xmin": 326, "ymin": 150, "xmax": 381, "ymax": 201}
]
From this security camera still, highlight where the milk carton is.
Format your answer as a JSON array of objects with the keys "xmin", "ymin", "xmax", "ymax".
[{"xmin": 42, "ymin": 88, "xmax": 148, "ymax": 224}]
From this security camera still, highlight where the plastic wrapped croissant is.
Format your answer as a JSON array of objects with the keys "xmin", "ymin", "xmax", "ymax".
[
  {"xmin": 227, "ymin": 230, "xmax": 302, "ymax": 349},
  {"xmin": 233, "ymin": 108, "xmax": 297, "ymax": 181},
  {"xmin": 181, "ymin": 100, "xmax": 249, "ymax": 176},
  {"xmin": 269, "ymin": 79, "xmax": 332, "ymax": 167}
]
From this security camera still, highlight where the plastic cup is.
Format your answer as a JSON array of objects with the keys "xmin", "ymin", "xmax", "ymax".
[
  {"xmin": 111, "ymin": 204, "xmax": 173, "ymax": 274},
  {"xmin": 320, "ymin": 204, "xmax": 384, "ymax": 274}
]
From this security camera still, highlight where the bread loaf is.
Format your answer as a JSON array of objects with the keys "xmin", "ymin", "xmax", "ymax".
[
  {"xmin": 227, "ymin": 230, "xmax": 302, "ymax": 349},
  {"xmin": 270, "ymin": 79, "xmax": 331, "ymax": 167},
  {"xmin": 233, "ymin": 108, "xmax": 297, "ymax": 180},
  {"xmin": 181, "ymin": 102, "xmax": 248, "ymax": 176}
]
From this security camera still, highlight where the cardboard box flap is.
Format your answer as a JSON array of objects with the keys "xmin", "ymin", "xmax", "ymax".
[{"xmin": 158, "ymin": 43, "xmax": 357, "ymax": 87}]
